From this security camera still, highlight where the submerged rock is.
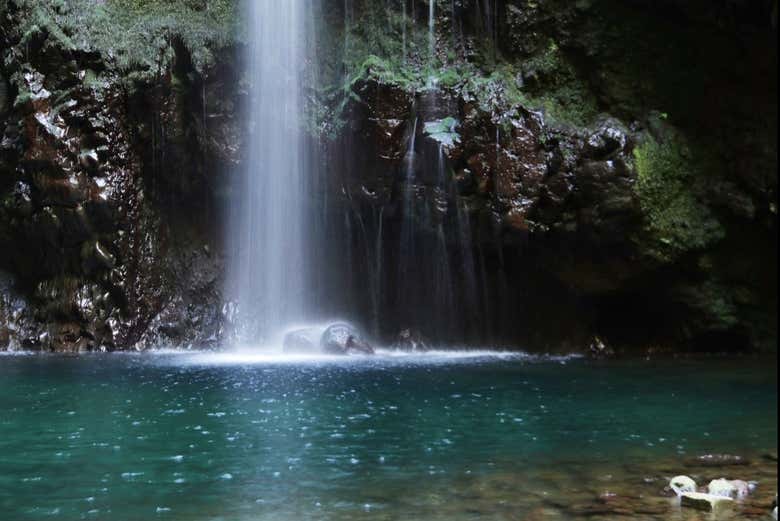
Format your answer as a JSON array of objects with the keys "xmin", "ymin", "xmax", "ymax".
[
  {"xmin": 680, "ymin": 492, "xmax": 735, "ymax": 513},
  {"xmin": 320, "ymin": 323, "xmax": 374, "ymax": 355},
  {"xmin": 687, "ymin": 454, "xmax": 750, "ymax": 467}
]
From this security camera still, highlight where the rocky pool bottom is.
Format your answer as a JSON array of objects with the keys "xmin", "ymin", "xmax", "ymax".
[{"xmin": 0, "ymin": 352, "xmax": 776, "ymax": 520}]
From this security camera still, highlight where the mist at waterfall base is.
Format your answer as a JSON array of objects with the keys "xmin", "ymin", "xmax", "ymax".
[{"xmin": 226, "ymin": 1, "xmax": 528, "ymax": 350}]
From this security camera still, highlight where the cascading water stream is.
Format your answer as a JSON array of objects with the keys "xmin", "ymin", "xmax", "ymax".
[
  {"xmin": 397, "ymin": 117, "xmax": 419, "ymax": 311},
  {"xmin": 228, "ymin": 1, "xmax": 313, "ymax": 344},
  {"xmin": 433, "ymin": 145, "xmax": 454, "ymax": 337}
]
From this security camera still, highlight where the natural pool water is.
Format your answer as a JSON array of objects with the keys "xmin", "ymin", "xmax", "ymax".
[{"xmin": 0, "ymin": 351, "xmax": 776, "ymax": 520}]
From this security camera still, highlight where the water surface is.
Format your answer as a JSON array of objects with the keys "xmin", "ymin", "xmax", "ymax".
[{"xmin": 0, "ymin": 352, "xmax": 776, "ymax": 520}]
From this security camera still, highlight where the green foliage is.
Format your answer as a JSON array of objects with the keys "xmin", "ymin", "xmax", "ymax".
[
  {"xmin": 93, "ymin": 0, "xmax": 238, "ymax": 72},
  {"xmin": 424, "ymin": 117, "xmax": 460, "ymax": 147},
  {"xmin": 307, "ymin": 2, "xmax": 601, "ymax": 135},
  {"xmin": 519, "ymin": 39, "xmax": 599, "ymax": 126},
  {"xmin": 13, "ymin": 0, "xmax": 76, "ymax": 51},
  {"xmin": 350, "ymin": 55, "xmax": 419, "ymax": 90},
  {"xmin": 12, "ymin": 0, "xmax": 238, "ymax": 75},
  {"xmin": 633, "ymin": 136, "xmax": 724, "ymax": 261}
]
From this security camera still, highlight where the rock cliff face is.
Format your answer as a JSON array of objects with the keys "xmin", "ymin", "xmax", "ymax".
[
  {"xmin": 0, "ymin": 1, "xmax": 237, "ymax": 350},
  {"xmin": 0, "ymin": 0, "xmax": 776, "ymax": 352}
]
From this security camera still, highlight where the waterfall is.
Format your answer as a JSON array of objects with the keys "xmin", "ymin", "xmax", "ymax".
[
  {"xmin": 228, "ymin": 1, "xmax": 313, "ymax": 344},
  {"xmin": 433, "ymin": 145, "xmax": 454, "ymax": 338},
  {"xmin": 397, "ymin": 117, "xmax": 419, "ymax": 312}
]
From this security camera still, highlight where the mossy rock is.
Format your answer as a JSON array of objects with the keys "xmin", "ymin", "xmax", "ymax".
[{"xmin": 633, "ymin": 128, "xmax": 725, "ymax": 262}]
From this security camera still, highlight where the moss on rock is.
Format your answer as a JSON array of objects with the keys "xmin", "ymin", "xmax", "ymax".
[{"xmin": 633, "ymin": 132, "xmax": 725, "ymax": 261}]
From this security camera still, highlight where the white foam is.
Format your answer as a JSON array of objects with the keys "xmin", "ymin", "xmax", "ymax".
[
  {"xmin": 0, "ymin": 347, "xmax": 583, "ymax": 365},
  {"xmin": 151, "ymin": 348, "xmax": 582, "ymax": 367}
]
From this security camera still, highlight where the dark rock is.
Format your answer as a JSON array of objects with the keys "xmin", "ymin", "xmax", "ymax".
[
  {"xmin": 393, "ymin": 328, "xmax": 430, "ymax": 352},
  {"xmin": 320, "ymin": 323, "xmax": 374, "ymax": 355},
  {"xmin": 686, "ymin": 454, "xmax": 751, "ymax": 467},
  {"xmin": 583, "ymin": 117, "xmax": 629, "ymax": 159},
  {"xmin": 80, "ymin": 240, "xmax": 116, "ymax": 274},
  {"xmin": 0, "ymin": 327, "xmax": 9, "ymax": 350},
  {"xmin": 588, "ymin": 336, "xmax": 615, "ymax": 359},
  {"xmin": 78, "ymin": 149, "xmax": 99, "ymax": 172}
]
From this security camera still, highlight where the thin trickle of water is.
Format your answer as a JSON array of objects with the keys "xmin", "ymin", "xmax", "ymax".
[
  {"xmin": 452, "ymin": 164, "xmax": 479, "ymax": 337},
  {"xmin": 434, "ymin": 145, "xmax": 454, "ymax": 337},
  {"xmin": 372, "ymin": 207, "xmax": 385, "ymax": 337},
  {"xmin": 202, "ymin": 83, "xmax": 206, "ymax": 128},
  {"xmin": 495, "ymin": 125, "xmax": 501, "ymax": 184},
  {"xmin": 228, "ymin": 1, "xmax": 314, "ymax": 343},
  {"xmin": 480, "ymin": 0, "xmax": 498, "ymax": 61},
  {"xmin": 398, "ymin": 117, "xmax": 419, "ymax": 304},
  {"xmin": 477, "ymin": 240, "xmax": 494, "ymax": 339}
]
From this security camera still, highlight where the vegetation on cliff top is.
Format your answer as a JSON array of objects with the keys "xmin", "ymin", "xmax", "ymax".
[
  {"xmin": 311, "ymin": 0, "xmax": 601, "ymax": 132},
  {"xmin": 9, "ymin": 0, "xmax": 238, "ymax": 75}
]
